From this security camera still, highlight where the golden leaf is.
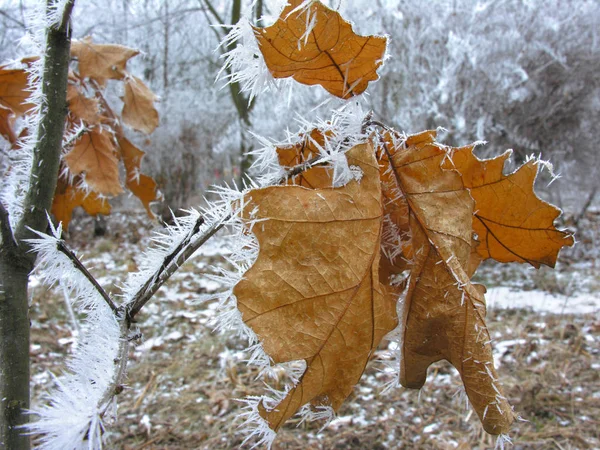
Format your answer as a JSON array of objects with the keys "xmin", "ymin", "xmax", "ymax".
[
  {"xmin": 64, "ymin": 129, "xmax": 123, "ymax": 196},
  {"xmin": 0, "ymin": 69, "xmax": 34, "ymax": 115},
  {"xmin": 71, "ymin": 36, "xmax": 139, "ymax": 84},
  {"xmin": 276, "ymin": 128, "xmax": 333, "ymax": 188},
  {"xmin": 67, "ymin": 83, "xmax": 102, "ymax": 125},
  {"xmin": 443, "ymin": 147, "xmax": 574, "ymax": 268},
  {"xmin": 234, "ymin": 143, "xmax": 397, "ymax": 431},
  {"xmin": 118, "ymin": 137, "xmax": 158, "ymax": 217},
  {"xmin": 52, "ymin": 176, "xmax": 111, "ymax": 230},
  {"xmin": 126, "ymin": 174, "xmax": 158, "ymax": 218},
  {"xmin": 121, "ymin": 76, "xmax": 159, "ymax": 135},
  {"xmin": 256, "ymin": 0, "xmax": 386, "ymax": 99},
  {"xmin": 383, "ymin": 132, "xmax": 514, "ymax": 435}
]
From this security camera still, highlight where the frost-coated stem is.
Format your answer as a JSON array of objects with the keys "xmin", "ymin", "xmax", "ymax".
[
  {"xmin": 1, "ymin": 1, "xmax": 74, "ymax": 448},
  {"xmin": 55, "ymin": 240, "xmax": 118, "ymax": 313},
  {"xmin": 126, "ymin": 216, "xmax": 223, "ymax": 320}
]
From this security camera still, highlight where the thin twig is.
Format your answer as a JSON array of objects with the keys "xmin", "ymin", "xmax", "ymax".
[
  {"xmin": 202, "ymin": 0, "xmax": 225, "ymax": 31},
  {"xmin": 56, "ymin": 239, "xmax": 118, "ymax": 313},
  {"xmin": 56, "ymin": 0, "xmax": 75, "ymax": 33},
  {"xmin": 0, "ymin": 9, "xmax": 26, "ymax": 29},
  {"xmin": 126, "ymin": 215, "xmax": 222, "ymax": 320},
  {"xmin": 0, "ymin": 202, "xmax": 16, "ymax": 249}
]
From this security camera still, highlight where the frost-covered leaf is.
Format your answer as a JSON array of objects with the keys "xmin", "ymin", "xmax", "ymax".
[
  {"xmin": 383, "ymin": 131, "xmax": 514, "ymax": 434},
  {"xmin": 234, "ymin": 143, "xmax": 397, "ymax": 432},
  {"xmin": 256, "ymin": 0, "xmax": 387, "ymax": 99},
  {"xmin": 0, "ymin": 68, "xmax": 34, "ymax": 115},
  {"xmin": 442, "ymin": 147, "xmax": 574, "ymax": 267},
  {"xmin": 276, "ymin": 128, "xmax": 333, "ymax": 188},
  {"xmin": 121, "ymin": 76, "xmax": 159, "ymax": 135},
  {"xmin": 64, "ymin": 129, "xmax": 122, "ymax": 196},
  {"xmin": 66, "ymin": 83, "xmax": 101, "ymax": 125},
  {"xmin": 71, "ymin": 36, "xmax": 139, "ymax": 84}
]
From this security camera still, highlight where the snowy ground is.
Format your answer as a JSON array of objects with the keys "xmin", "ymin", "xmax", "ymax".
[{"xmin": 28, "ymin": 212, "xmax": 600, "ymax": 450}]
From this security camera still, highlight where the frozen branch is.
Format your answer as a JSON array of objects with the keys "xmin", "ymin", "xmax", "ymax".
[
  {"xmin": 55, "ymin": 239, "xmax": 118, "ymax": 314},
  {"xmin": 126, "ymin": 215, "xmax": 224, "ymax": 320}
]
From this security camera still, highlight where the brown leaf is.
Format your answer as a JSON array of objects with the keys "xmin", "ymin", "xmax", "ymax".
[
  {"xmin": 121, "ymin": 76, "xmax": 159, "ymax": 135},
  {"xmin": 0, "ymin": 104, "xmax": 16, "ymax": 144},
  {"xmin": 52, "ymin": 177, "xmax": 111, "ymax": 230},
  {"xmin": 118, "ymin": 137, "xmax": 158, "ymax": 217},
  {"xmin": 276, "ymin": 128, "xmax": 334, "ymax": 188},
  {"xmin": 256, "ymin": 1, "xmax": 386, "ymax": 99},
  {"xmin": 126, "ymin": 174, "xmax": 158, "ymax": 218},
  {"xmin": 0, "ymin": 69, "xmax": 34, "ymax": 115},
  {"xmin": 234, "ymin": 142, "xmax": 397, "ymax": 431},
  {"xmin": 71, "ymin": 36, "xmax": 139, "ymax": 83},
  {"xmin": 383, "ymin": 132, "xmax": 514, "ymax": 435},
  {"xmin": 443, "ymin": 147, "xmax": 574, "ymax": 268},
  {"xmin": 64, "ymin": 129, "xmax": 123, "ymax": 196},
  {"xmin": 67, "ymin": 83, "xmax": 102, "ymax": 125}
]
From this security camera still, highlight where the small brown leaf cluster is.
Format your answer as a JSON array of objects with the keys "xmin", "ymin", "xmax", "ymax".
[
  {"xmin": 233, "ymin": 127, "xmax": 573, "ymax": 438},
  {"xmin": 0, "ymin": 37, "xmax": 160, "ymax": 229}
]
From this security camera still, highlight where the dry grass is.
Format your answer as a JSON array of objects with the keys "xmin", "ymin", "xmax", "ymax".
[{"xmin": 29, "ymin": 213, "xmax": 599, "ymax": 450}]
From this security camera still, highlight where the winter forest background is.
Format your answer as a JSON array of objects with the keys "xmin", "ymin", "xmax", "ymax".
[{"xmin": 0, "ymin": 0, "xmax": 599, "ymax": 449}]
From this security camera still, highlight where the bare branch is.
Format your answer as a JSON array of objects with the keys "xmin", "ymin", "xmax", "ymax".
[
  {"xmin": 0, "ymin": 9, "xmax": 26, "ymax": 29},
  {"xmin": 202, "ymin": 0, "xmax": 225, "ymax": 27},
  {"xmin": 55, "ymin": 239, "xmax": 118, "ymax": 314}
]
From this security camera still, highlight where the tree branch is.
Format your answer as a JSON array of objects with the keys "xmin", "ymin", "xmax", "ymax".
[
  {"xmin": 14, "ymin": 0, "xmax": 74, "ymax": 256},
  {"xmin": 0, "ymin": 9, "xmax": 26, "ymax": 29},
  {"xmin": 55, "ymin": 239, "xmax": 118, "ymax": 313},
  {"xmin": 0, "ymin": 202, "xmax": 16, "ymax": 249},
  {"xmin": 126, "ymin": 215, "xmax": 222, "ymax": 320},
  {"xmin": 202, "ymin": 0, "xmax": 225, "ymax": 27},
  {"xmin": 56, "ymin": 0, "xmax": 75, "ymax": 33}
]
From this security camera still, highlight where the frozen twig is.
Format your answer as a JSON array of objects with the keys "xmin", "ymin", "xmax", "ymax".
[{"xmin": 55, "ymin": 239, "xmax": 118, "ymax": 313}]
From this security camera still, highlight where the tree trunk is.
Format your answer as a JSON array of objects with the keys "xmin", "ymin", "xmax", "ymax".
[
  {"xmin": 0, "ymin": 251, "xmax": 30, "ymax": 450},
  {"xmin": 0, "ymin": 2, "xmax": 74, "ymax": 448}
]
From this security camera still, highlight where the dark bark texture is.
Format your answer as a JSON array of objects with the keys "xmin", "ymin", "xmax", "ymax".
[{"xmin": 0, "ymin": 2, "xmax": 73, "ymax": 449}]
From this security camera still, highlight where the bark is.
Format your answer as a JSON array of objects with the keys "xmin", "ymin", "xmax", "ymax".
[{"xmin": 0, "ymin": 2, "xmax": 73, "ymax": 448}]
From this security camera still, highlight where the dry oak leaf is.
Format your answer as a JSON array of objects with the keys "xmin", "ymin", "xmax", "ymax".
[
  {"xmin": 0, "ymin": 69, "xmax": 35, "ymax": 115},
  {"xmin": 276, "ymin": 127, "xmax": 334, "ymax": 188},
  {"xmin": 256, "ymin": 0, "xmax": 386, "ymax": 99},
  {"xmin": 64, "ymin": 129, "xmax": 123, "ymax": 196},
  {"xmin": 71, "ymin": 37, "xmax": 139, "ymax": 84},
  {"xmin": 67, "ymin": 83, "xmax": 102, "ymax": 125},
  {"xmin": 382, "ymin": 131, "xmax": 514, "ymax": 434},
  {"xmin": 121, "ymin": 76, "xmax": 159, "ymax": 135},
  {"xmin": 126, "ymin": 174, "xmax": 158, "ymax": 218},
  {"xmin": 443, "ymin": 147, "xmax": 574, "ymax": 268},
  {"xmin": 234, "ymin": 142, "xmax": 398, "ymax": 431},
  {"xmin": 118, "ymin": 137, "xmax": 159, "ymax": 217},
  {"xmin": 52, "ymin": 177, "xmax": 111, "ymax": 230}
]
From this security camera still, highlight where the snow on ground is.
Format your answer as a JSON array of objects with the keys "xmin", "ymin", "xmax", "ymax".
[{"xmin": 487, "ymin": 286, "xmax": 599, "ymax": 315}]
